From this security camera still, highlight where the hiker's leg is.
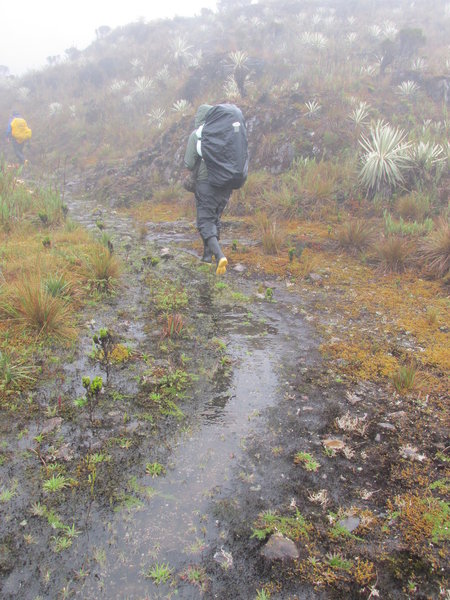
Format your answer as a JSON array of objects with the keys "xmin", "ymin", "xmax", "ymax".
[
  {"xmin": 195, "ymin": 181, "xmax": 220, "ymax": 242},
  {"xmin": 201, "ymin": 238, "xmax": 213, "ymax": 263},
  {"xmin": 215, "ymin": 189, "xmax": 231, "ymax": 241},
  {"xmin": 197, "ymin": 182, "xmax": 228, "ymax": 274},
  {"xmin": 13, "ymin": 140, "xmax": 24, "ymax": 164}
]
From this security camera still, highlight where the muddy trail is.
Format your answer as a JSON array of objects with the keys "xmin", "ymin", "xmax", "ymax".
[{"xmin": 2, "ymin": 189, "xmax": 434, "ymax": 600}]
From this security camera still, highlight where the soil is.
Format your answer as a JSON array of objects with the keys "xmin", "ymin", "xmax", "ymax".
[{"xmin": 0, "ymin": 183, "xmax": 448, "ymax": 600}]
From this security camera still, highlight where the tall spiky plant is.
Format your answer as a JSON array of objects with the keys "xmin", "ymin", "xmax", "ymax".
[
  {"xmin": 227, "ymin": 51, "xmax": 249, "ymax": 98},
  {"xmin": 359, "ymin": 120, "xmax": 411, "ymax": 197}
]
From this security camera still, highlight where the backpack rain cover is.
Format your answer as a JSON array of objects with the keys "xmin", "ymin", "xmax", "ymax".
[{"xmin": 200, "ymin": 104, "xmax": 248, "ymax": 189}]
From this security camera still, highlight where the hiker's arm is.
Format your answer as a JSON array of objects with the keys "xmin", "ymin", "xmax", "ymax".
[{"xmin": 184, "ymin": 132, "xmax": 198, "ymax": 171}]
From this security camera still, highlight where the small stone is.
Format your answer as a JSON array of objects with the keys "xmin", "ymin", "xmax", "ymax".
[
  {"xmin": 338, "ymin": 516, "xmax": 360, "ymax": 533},
  {"xmin": 375, "ymin": 433, "xmax": 381, "ymax": 442},
  {"xmin": 260, "ymin": 533, "xmax": 299, "ymax": 561},
  {"xmin": 233, "ymin": 263, "xmax": 246, "ymax": 273},
  {"xmin": 378, "ymin": 422, "xmax": 395, "ymax": 431},
  {"xmin": 323, "ymin": 438, "xmax": 345, "ymax": 450},
  {"xmin": 54, "ymin": 444, "xmax": 73, "ymax": 462},
  {"xmin": 160, "ymin": 247, "xmax": 172, "ymax": 259},
  {"xmin": 389, "ymin": 411, "xmax": 407, "ymax": 420},
  {"xmin": 308, "ymin": 273, "xmax": 323, "ymax": 283},
  {"xmin": 213, "ymin": 548, "xmax": 233, "ymax": 569}
]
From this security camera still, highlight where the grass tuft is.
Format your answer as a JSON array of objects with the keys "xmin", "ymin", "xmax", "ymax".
[
  {"xmin": 336, "ymin": 219, "xmax": 374, "ymax": 254},
  {"xmin": 253, "ymin": 212, "xmax": 283, "ymax": 255},
  {"xmin": 374, "ymin": 236, "xmax": 412, "ymax": 273},
  {"xmin": 1, "ymin": 272, "xmax": 74, "ymax": 338},
  {"xmin": 84, "ymin": 246, "xmax": 121, "ymax": 292},
  {"xmin": 417, "ymin": 218, "xmax": 450, "ymax": 279}
]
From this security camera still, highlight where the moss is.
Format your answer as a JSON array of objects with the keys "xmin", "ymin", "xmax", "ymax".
[{"xmin": 109, "ymin": 343, "xmax": 132, "ymax": 364}]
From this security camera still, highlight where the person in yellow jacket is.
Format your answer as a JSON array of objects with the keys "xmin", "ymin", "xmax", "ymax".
[{"xmin": 6, "ymin": 111, "xmax": 32, "ymax": 165}]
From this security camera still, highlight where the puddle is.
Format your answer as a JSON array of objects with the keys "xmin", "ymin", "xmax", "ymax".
[{"xmin": 75, "ymin": 297, "xmax": 316, "ymax": 598}]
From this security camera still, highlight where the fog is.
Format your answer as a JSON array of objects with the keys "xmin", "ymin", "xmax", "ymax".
[{"xmin": 0, "ymin": 0, "xmax": 217, "ymax": 76}]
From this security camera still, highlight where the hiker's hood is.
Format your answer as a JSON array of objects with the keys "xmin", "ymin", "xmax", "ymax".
[{"xmin": 194, "ymin": 104, "xmax": 213, "ymax": 127}]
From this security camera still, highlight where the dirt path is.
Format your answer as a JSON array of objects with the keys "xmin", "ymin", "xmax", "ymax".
[
  {"xmin": 0, "ymin": 190, "xmax": 327, "ymax": 599},
  {"xmin": 2, "ymin": 184, "xmax": 448, "ymax": 599}
]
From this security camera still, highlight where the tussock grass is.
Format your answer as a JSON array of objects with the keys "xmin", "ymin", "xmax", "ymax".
[
  {"xmin": 417, "ymin": 219, "xmax": 450, "ymax": 279},
  {"xmin": 395, "ymin": 192, "xmax": 430, "ymax": 222},
  {"xmin": 83, "ymin": 246, "xmax": 121, "ymax": 292},
  {"xmin": 0, "ymin": 350, "xmax": 36, "ymax": 392},
  {"xmin": 230, "ymin": 170, "xmax": 273, "ymax": 215},
  {"xmin": 253, "ymin": 212, "xmax": 284, "ymax": 255},
  {"xmin": 374, "ymin": 236, "xmax": 412, "ymax": 273},
  {"xmin": 336, "ymin": 219, "xmax": 375, "ymax": 254},
  {"xmin": 392, "ymin": 364, "xmax": 417, "ymax": 394},
  {"xmin": 1, "ymin": 272, "xmax": 74, "ymax": 339}
]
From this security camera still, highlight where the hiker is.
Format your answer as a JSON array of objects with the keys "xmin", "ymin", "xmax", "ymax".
[
  {"xmin": 6, "ymin": 111, "xmax": 32, "ymax": 165},
  {"xmin": 184, "ymin": 104, "xmax": 231, "ymax": 275}
]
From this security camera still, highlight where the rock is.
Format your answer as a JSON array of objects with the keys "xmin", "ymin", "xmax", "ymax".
[
  {"xmin": 308, "ymin": 273, "xmax": 323, "ymax": 283},
  {"xmin": 261, "ymin": 533, "xmax": 299, "ymax": 561},
  {"xmin": 233, "ymin": 263, "xmax": 246, "ymax": 273},
  {"xmin": 160, "ymin": 247, "xmax": 172, "ymax": 259},
  {"xmin": 40, "ymin": 417, "xmax": 63, "ymax": 435},
  {"xmin": 53, "ymin": 444, "xmax": 73, "ymax": 462},
  {"xmin": 213, "ymin": 547, "xmax": 233, "ymax": 569},
  {"xmin": 338, "ymin": 516, "xmax": 360, "ymax": 533},
  {"xmin": 323, "ymin": 438, "xmax": 345, "ymax": 450},
  {"xmin": 378, "ymin": 422, "xmax": 395, "ymax": 431},
  {"xmin": 389, "ymin": 411, "xmax": 407, "ymax": 421},
  {"xmin": 400, "ymin": 445, "xmax": 427, "ymax": 462}
]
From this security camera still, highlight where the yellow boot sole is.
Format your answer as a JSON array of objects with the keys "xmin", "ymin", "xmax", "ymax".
[{"xmin": 216, "ymin": 257, "xmax": 228, "ymax": 275}]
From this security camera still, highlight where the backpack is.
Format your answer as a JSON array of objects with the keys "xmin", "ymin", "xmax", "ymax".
[
  {"xmin": 197, "ymin": 104, "xmax": 248, "ymax": 189},
  {"xmin": 11, "ymin": 118, "xmax": 32, "ymax": 143}
]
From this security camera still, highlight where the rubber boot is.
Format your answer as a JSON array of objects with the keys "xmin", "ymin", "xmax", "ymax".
[
  {"xmin": 201, "ymin": 239, "xmax": 213, "ymax": 263},
  {"xmin": 207, "ymin": 236, "xmax": 228, "ymax": 275}
]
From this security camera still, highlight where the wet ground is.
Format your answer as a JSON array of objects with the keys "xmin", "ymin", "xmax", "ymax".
[
  {"xmin": 0, "ymin": 190, "xmax": 448, "ymax": 600},
  {"xmin": 0, "ymin": 190, "xmax": 324, "ymax": 599}
]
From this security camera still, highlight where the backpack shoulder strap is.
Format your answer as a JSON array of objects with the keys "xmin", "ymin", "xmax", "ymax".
[{"xmin": 195, "ymin": 125, "xmax": 203, "ymax": 157}]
